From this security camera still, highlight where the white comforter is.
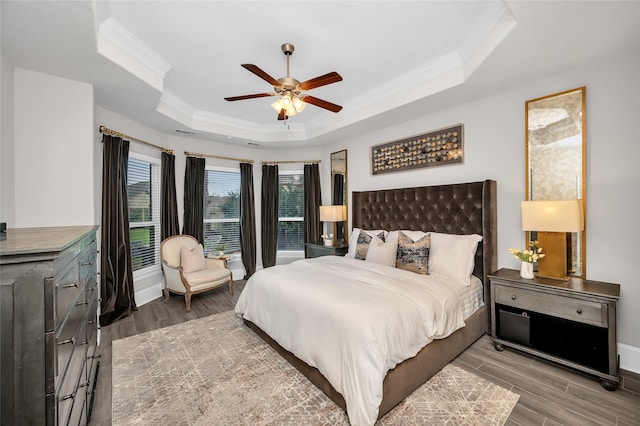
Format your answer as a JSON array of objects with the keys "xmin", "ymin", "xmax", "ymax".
[{"xmin": 235, "ymin": 256, "xmax": 466, "ymax": 426}]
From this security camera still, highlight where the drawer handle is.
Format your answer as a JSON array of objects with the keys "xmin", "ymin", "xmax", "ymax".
[
  {"xmin": 58, "ymin": 337, "xmax": 75, "ymax": 346},
  {"xmin": 60, "ymin": 282, "xmax": 79, "ymax": 289},
  {"xmin": 76, "ymin": 300, "xmax": 89, "ymax": 306},
  {"xmin": 577, "ymin": 308, "xmax": 582, "ymax": 314},
  {"xmin": 511, "ymin": 295, "xmax": 517, "ymax": 300},
  {"xmin": 60, "ymin": 392, "xmax": 75, "ymax": 401}
]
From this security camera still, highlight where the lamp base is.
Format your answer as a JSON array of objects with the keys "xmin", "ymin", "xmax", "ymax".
[{"xmin": 537, "ymin": 231, "xmax": 570, "ymax": 281}]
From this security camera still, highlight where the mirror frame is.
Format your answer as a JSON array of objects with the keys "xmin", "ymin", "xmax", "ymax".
[
  {"xmin": 330, "ymin": 149, "xmax": 348, "ymax": 244},
  {"xmin": 525, "ymin": 86, "xmax": 586, "ymax": 278}
]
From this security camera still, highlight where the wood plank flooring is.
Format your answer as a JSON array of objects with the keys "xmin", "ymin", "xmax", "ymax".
[{"xmin": 90, "ymin": 281, "xmax": 639, "ymax": 425}]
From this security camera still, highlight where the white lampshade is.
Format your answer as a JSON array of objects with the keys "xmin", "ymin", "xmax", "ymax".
[
  {"xmin": 319, "ymin": 205, "xmax": 345, "ymax": 222},
  {"xmin": 292, "ymin": 96, "xmax": 306, "ymax": 113},
  {"xmin": 521, "ymin": 199, "xmax": 584, "ymax": 232},
  {"xmin": 270, "ymin": 94, "xmax": 306, "ymax": 117}
]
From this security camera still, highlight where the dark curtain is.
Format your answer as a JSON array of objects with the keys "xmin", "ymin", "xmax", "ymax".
[
  {"xmin": 333, "ymin": 173, "xmax": 344, "ymax": 204},
  {"xmin": 161, "ymin": 152, "xmax": 179, "ymax": 241},
  {"xmin": 183, "ymin": 156, "xmax": 205, "ymax": 243},
  {"xmin": 261, "ymin": 164, "xmax": 279, "ymax": 268},
  {"xmin": 333, "ymin": 173, "xmax": 345, "ymax": 243},
  {"xmin": 100, "ymin": 134, "xmax": 137, "ymax": 326},
  {"xmin": 304, "ymin": 163, "xmax": 322, "ymax": 245},
  {"xmin": 240, "ymin": 162, "xmax": 257, "ymax": 279}
]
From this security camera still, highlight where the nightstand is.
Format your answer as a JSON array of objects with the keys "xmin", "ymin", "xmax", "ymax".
[
  {"xmin": 305, "ymin": 243, "xmax": 348, "ymax": 258},
  {"xmin": 488, "ymin": 268, "xmax": 620, "ymax": 390}
]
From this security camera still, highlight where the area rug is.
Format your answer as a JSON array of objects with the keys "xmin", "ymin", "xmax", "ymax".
[{"xmin": 112, "ymin": 311, "xmax": 519, "ymax": 425}]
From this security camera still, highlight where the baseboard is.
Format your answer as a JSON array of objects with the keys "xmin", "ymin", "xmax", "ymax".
[
  {"xmin": 619, "ymin": 342, "xmax": 640, "ymax": 375},
  {"xmin": 135, "ymin": 283, "xmax": 163, "ymax": 306}
]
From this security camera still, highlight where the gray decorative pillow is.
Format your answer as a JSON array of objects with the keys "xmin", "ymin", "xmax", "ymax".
[
  {"xmin": 396, "ymin": 231, "xmax": 430, "ymax": 274},
  {"xmin": 355, "ymin": 230, "xmax": 385, "ymax": 260}
]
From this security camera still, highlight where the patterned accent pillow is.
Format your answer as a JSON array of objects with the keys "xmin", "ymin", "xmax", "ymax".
[
  {"xmin": 395, "ymin": 231, "xmax": 430, "ymax": 275},
  {"xmin": 181, "ymin": 244, "xmax": 206, "ymax": 273},
  {"xmin": 355, "ymin": 230, "xmax": 385, "ymax": 260}
]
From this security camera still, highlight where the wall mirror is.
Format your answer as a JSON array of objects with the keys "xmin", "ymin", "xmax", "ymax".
[
  {"xmin": 525, "ymin": 87, "xmax": 586, "ymax": 278},
  {"xmin": 330, "ymin": 150, "xmax": 348, "ymax": 244}
]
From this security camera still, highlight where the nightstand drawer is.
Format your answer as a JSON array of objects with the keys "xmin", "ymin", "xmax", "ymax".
[
  {"xmin": 494, "ymin": 284, "xmax": 606, "ymax": 327},
  {"xmin": 305, "ymin": 243, "xmax": 348, "ymax": 258}
]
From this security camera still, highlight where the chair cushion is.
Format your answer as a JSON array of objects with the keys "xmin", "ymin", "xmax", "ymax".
[
  {"xmin": 184, "ymin": 268, "xmax": 231, "ymax": 287},
  {"xmin": 181, "ymin": 244, "xmax": 206, "ymax": 273}
]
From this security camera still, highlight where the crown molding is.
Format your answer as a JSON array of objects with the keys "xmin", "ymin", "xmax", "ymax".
[{"xmin": 97, "ymin": 18, "xmax": 171, "ymax": 92}]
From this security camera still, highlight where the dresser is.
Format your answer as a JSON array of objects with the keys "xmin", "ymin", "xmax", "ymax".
[
  {"xmin": 305, "ymin": 242, "xmax": 349, "ymax": 258},
  {"xmin": 488, "ymin": 268, "xmax": 620, "ymax": 390},
  {"xmin": 0, "ymin": 226, "xmax": 100, "ymax": 425}
]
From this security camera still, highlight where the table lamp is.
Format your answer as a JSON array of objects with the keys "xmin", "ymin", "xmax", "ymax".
[
  {"xmin": 319, "ymin": 205, "xmax": 346, "ymax": 246},
  {"xmin": 521, "ymin": 199, "xmax": 584, "ymax": 280}
]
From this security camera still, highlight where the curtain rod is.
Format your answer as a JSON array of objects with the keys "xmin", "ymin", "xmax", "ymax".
[
  {"xmin": 184, "ymin": 151, "xmax": 254, "ymax": 164},
  {"xmin": 99, "ymin": 125, "xmax": 174, "ymax": 155},
  {"xmin": 260, "ymin": 159, "xmax": 321, "ymax": 165}
]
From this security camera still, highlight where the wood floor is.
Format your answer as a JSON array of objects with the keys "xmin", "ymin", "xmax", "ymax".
[{"xmin": 90, "ymin": 281, "xmax": 639, "ymax": 425}]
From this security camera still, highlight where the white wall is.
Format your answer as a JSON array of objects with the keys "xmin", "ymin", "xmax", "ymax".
[
  {"xmin": 321, "ymin": 51, "xmax": 640, "ymax": 368},
  {"xmin": 13, "ymin": 68, "xmax": 95, "ymax": 227},
  {"xmin": 1, "ymin": 49, "xmax": 15, "ymax": 227}
]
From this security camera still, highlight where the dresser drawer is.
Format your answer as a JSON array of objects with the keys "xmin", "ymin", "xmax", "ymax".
[
  {"xmin": 494, "ymin": 283, "xmax": 606, "ymax": 327},
  {"xmin": 57, "ymin": 338, "xmax": 87, "ymax": 424},
  {"xmin": 79, "ymin": 244, "xmax": 97, "ymax": 285},
  {"xmin": 55, "ymin": 261, "xmax": 82, "ymax": 327},
  {"xmin": 56, "ymin": 287, "xmax": 89, "ymax": 377}
]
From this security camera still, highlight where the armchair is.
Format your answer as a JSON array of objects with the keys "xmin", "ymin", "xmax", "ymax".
[{"xmin": 160, "ymin": 235, "xmax": 233, "ymax": 312}]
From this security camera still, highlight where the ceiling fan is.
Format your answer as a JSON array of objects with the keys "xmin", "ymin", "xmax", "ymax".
[{"xmin": 225, "ymin": 43, "xmax": 343, "ymax": 120}]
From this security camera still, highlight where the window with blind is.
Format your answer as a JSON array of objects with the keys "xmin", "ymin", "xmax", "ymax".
[
  {"xmin": 204, "ymin": 168, "xmax": 241, "ymax": 254},
  {"xmin": 278, "ymin": 172, "xmax": 304, "ymax": 251},
  {"xmin": 127, "ymin": 154, "xmax": 161, "ymax": 273}
]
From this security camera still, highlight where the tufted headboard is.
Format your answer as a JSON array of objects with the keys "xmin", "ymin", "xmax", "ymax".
[{"xmin": 352, "ymin": 180, "xmax": 497, "ymax": 327}]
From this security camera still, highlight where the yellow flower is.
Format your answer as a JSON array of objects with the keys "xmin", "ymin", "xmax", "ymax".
[{"xmin": 509, "ymin": 241, "xmax": 545, "ymax": 263}]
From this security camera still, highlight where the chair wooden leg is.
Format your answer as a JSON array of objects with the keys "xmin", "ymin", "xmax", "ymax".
[
  {"xmin": 163, "ymin": 287, "xmax": 169, "ymax": 303},
  {"xmin": 185, "ymin": 292, "xmax": 192, "ymax": 313},
  {"xmin": 228, "ymin": 279, "xmax": 234, "ymax": 296}
]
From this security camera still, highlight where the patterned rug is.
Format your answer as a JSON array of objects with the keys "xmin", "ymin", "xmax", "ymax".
[{"xmin": 112, "ymin": 311, "xmax": 519, "ymax": 425}]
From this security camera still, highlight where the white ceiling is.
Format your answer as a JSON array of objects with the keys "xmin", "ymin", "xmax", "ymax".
[{"xmin": 2, "ymin": 1, "xmax": 639, "ymax": 148}]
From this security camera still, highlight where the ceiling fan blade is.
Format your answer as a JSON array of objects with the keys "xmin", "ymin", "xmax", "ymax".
[
  {"xmin": 224, "ymin": 93, "xmax": 274, "ymax": 101},
  {"xmin": 278, "ymin": 109, "xmax": 288, "ymax": 120},
  {"xmin": 303, "ymin": 95, "xmax": 343, "ymax": 113},
  {"xmin": 241, "ymin": 64, "xmax": 281, "ymax": 87},
  {"xmin": 298, "ymin": 72, "xmax": 343, "ymax": 91}
]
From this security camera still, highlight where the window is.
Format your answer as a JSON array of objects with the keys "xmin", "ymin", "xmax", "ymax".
[
  {"xmin": 127, "ymin": 154, "xmax": 161, "ymax": 274},
  {"xmin": 204, "ymin": 168, "xmax": 241, "ymax": 254},
  {"xmin": 278, "ymin": 172, "xmax": 304, "ymax": 251}
]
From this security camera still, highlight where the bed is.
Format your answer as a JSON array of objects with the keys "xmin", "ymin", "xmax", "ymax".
[{"xmin": 235, "ymin": 180, "xmax": 497, "ymax": 425}]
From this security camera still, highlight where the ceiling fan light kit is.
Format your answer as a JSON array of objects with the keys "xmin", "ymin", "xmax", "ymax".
[{"xmin": 225, "ymin": 43, "xmax": 343, "ymax": 120}]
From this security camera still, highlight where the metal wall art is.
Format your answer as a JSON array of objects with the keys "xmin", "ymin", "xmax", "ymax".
[{"xmin": 371, "ymin": 124, "xmax": 464, "ymax": 175}]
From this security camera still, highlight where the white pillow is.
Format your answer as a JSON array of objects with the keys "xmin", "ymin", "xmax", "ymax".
[
  {"xmin": 180, "ymin": 244, "xmax": 206, "ymax": 273},
  {"xmin": 346, "ymin": 228, "xmax": 387, "ymax": 258},
  {"xmin": 395, "ymin": 230, "xmax": 427, "ymax": 241},
  {"xmin": 428, "ymin": 232, "xmax": 482, "ymax": 286},
  {"xmin": 365, "ymin": 231, "xmax": 398, "ymax": 267}
]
